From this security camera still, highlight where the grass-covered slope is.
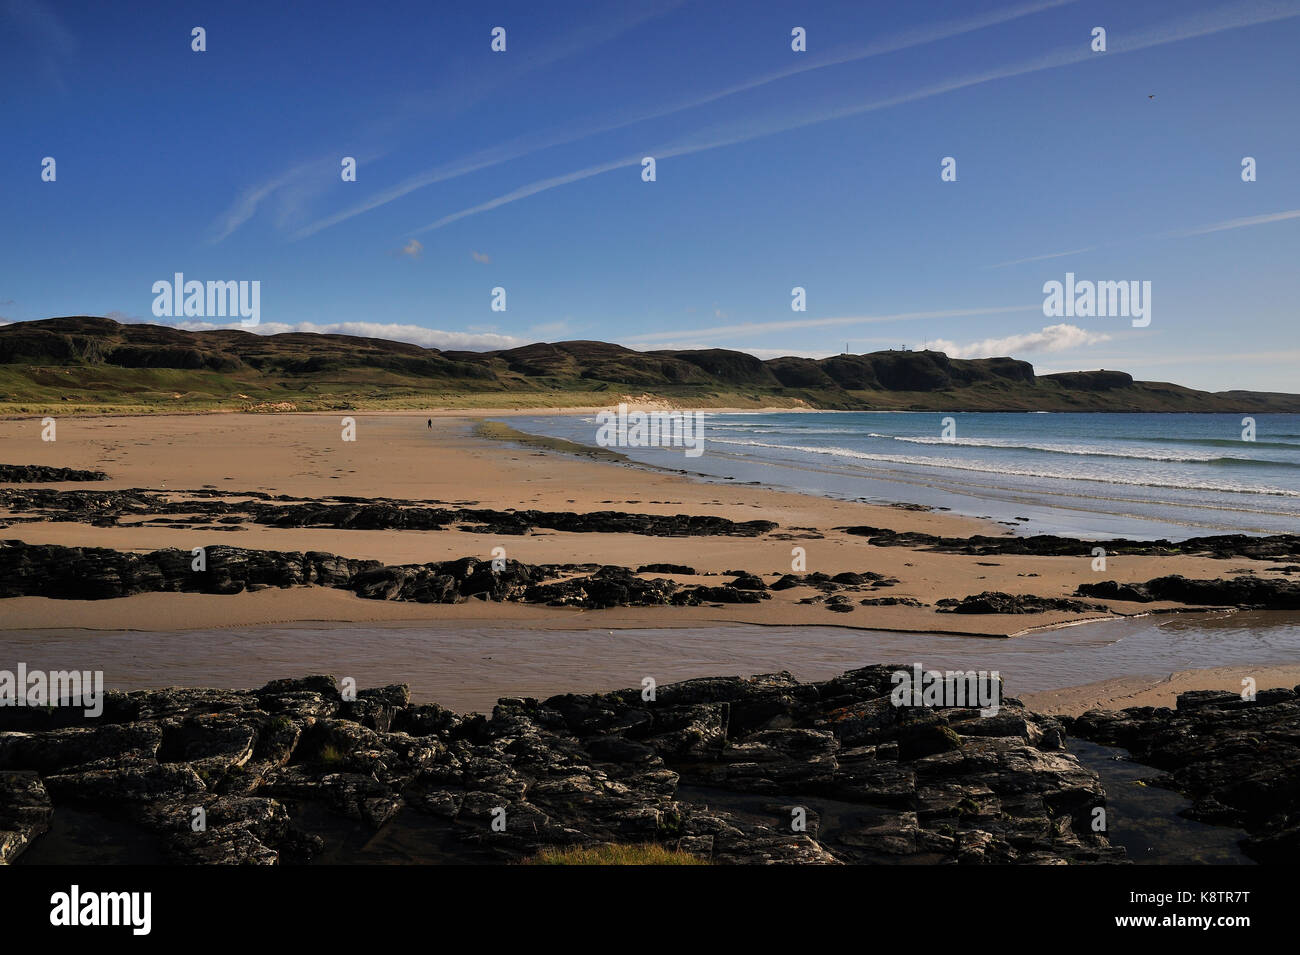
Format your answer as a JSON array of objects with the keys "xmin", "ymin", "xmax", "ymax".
[{"xmin": 1, "ymin": 316, "xmax": 1296, "ymax": 413}]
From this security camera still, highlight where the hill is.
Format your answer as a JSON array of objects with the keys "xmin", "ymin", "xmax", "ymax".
[{"xmin": 1, "ymin": 316, "xmax": 1296, "ymax": 413}]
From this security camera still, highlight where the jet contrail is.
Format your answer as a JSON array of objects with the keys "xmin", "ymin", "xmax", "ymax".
[
  {"xmin": 410, "ymin": 0, "xmax": 1300, "ymax": 236},
  {"xmin": 293, "ymin": 0, "xmax": 1077, "ymax": 239}
]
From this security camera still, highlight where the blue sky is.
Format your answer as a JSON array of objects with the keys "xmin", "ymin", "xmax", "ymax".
[{"xmin": 2, "ymin": 0, "xmax": 1298, "ymax": 391}]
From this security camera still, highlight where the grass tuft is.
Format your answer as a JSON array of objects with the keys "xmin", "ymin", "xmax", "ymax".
[{"xmin": 523, "ymin": 843, "xmax": 708, "ymax": 865}]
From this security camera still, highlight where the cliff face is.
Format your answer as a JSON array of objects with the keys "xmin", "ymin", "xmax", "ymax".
[{"xmin": 1, "ymin": 316, "xmax": 1296, "ymax": 412}]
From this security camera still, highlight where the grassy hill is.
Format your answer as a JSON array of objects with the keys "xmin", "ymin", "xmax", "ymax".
[{"xmin": 1, "ymin": 316, "xmax": 1296, "ymax": 414}]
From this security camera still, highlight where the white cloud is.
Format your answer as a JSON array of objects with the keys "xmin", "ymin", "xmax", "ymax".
[
  {"xmin": 399, "ymin": 239, "xmax": 423, "ymax": 258},
  {"xmin": 927, "ymin": 323, "xmax": 1111, "ymax": 359},
  {"xmin": 625, "ymin": 305, "xmax": 1042, "ymax": 344},
  {"xmin": 470, "ymin": 250, "xmax": 491, "ymax": 264},
  {"xmin": 163, "ymin": 319, "xmax": 526, "ymax": 351}
]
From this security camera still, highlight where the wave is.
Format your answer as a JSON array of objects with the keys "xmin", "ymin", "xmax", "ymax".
[
  {"xmin": 859, "ymin": 434, "xmax": 1298, "ymax": 467},
  {"xmin": 1109, "ymin": 435, "xmax": 1300, "ymax": 451},
  {"xmin": 705, "ymin": 437, "xmax": 1300, "ymax": 498},
  {"xmin": 713, "ymin": 426, "xmax": 1300, "ymax": 457}
]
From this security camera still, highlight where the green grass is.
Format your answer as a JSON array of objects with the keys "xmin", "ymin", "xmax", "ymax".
[
  {"xmin": 0, "ymin": 360, "xmax": 808, "ymax": 416},
  {"xmin": 522, "ymin": 843, "xmax": 709, "ymax": 865}
]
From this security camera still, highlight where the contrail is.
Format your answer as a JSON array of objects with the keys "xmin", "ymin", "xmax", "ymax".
[
  {"xmin": 1172, "ymin": 208, "xmax": 1300, "ymax": 237},
  {"xmin": 411, "ymin": 0, "xmax": 1300, "ymax": 236},
  {"xmin": 293, "ymin": 0, "xmax": 1076, "ymax": 239}
]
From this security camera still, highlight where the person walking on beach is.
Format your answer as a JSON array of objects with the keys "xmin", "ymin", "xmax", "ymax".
[{"xmin": 427, "ymin": 418, "xmax": 431, "ymax": 429}]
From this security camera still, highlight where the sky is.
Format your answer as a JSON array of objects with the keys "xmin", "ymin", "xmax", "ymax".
[{"xmin": 2, "ymin": 0, "xmax": 1298, "ymax": 392}]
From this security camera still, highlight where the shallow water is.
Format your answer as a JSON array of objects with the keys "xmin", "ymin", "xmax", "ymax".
[
  {"xmin": 9, "ymin": 611, "xmax": 1293, "ymax": 865},
  {"xmin": 3, "ymin": 610, "xmax": 1298, "ymax": 714},
  {"xmin": 1070, "ymin": 740, "xmax": 1253, "ymax": 865},
  {"xmin": 505, "ymin": 412, "xmax": 1300, "ymax": 539}
]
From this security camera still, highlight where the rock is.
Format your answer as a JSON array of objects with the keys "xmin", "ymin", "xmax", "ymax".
[
  {"xmin": 0, "ymin": 487, "xmax": 777, "ymax": 538},
  {"xmin": 938, "ymin": 592, "xmax": 1108, "ymax": 614},
  {"xmin": 1066, "ymin": 686, "xmax": 1300, "ymax": 862},
  {"xmin": 841, "ymin": 526, "xmax": 1300, "ymax": 562},
  {"xmin": 0, "ymin": 464, "xmax": 108, "ymax": 483},
  {"xmin": 0, "ymin": 771, "xmax": 53, "ymax": 863},
  {"xmin": 0, "ymin": 667, "xmax": 1125, "ymax": 865},
  {"xmin": 1077, "ymin": 575, "xmax": 1300, "ymax": 610}
]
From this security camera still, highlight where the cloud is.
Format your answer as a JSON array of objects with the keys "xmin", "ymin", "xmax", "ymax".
[
  {"xmin": 399, "ymin": 239, "xmax": 423, "ymax": 258},
  {"xmin": 624, "ymin": 305, "xmax": 1043, "ymax": 344},
  {"xmin": 291, "ymin": 0, "xmax": 1072, "ymax": 239},
  {"xmin": 4, "ymin": 0, "xmax": 76, "ymax": 87},
  {"xmin": 270, "ymin": 0, "xmax": 692, "ymax": 242},
  {"xmin": 927, "ymin": 323, "xmax": 1111, "ymax": 359},
  {"xmin": 411, "ymin": 0, "xmax": 1300, "ymax": 234},
  {"xmin": 1171, "ymin": 207, "xmax": 1300, "ymax": 237},
  {"xmin": 470, "ymin": 250, "xmax": 491, "ymax": 264},
  {"xmin": 208, "ymin": 160, "xmax": 326, "ymax": 244},
  {"xmin": 993, "ymin": 205, "xmax": 1300, "ymax": 265},
  {"xmin": 985, "ymin": 247, "xmax": 1095, "ymax": 269},
  {"xmin": 163, "ymin": 319, "xmax": 526, "ymax": 351}
]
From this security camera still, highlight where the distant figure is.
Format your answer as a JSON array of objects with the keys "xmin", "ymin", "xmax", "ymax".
[{"xmin": 427, "ymin": 418, "xmax": 431, "ymax": 429}]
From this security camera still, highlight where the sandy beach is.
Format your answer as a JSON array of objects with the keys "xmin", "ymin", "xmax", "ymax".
[
  {"xmin": 0, "ymin": 410, "xmax": 1279, "ymax": 637},
  {"xmin": 1022, "ymin": 663, "xmax": 1300, "ymax": 715}
]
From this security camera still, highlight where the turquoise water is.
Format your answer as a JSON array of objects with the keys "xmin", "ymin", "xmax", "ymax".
[{"xmin": 506, "ymin": 412, "xmax": 1300, "ymax": 539}]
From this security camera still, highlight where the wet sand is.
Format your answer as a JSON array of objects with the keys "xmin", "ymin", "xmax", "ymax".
[
  {"xmin": 1022, "ymin": 663, "xmax": 1300, "ymax": 716},
  {"xmin": 0, "ymin": 411, "xmax": 1274, "ymax": 636},
  {"xmin": 6, "ymin": 611, "xmax": 1299, "ymax": 715}
]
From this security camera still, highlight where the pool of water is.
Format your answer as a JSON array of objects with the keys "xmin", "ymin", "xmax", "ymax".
[{"xmin": 2, "ymin": 610, "xmax": 1298, "ymax": 714}]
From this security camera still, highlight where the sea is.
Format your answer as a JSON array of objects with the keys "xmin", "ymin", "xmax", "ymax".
[{"xmin": 504, "ymin": 411, "xmax": 1300, "ymax": 539}]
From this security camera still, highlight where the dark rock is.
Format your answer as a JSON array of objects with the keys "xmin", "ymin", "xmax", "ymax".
[
  {"xmin": 938, "ymin": 592, "xmax": 1108, "ymax": 614},
  {"xmin": 1066, "ymin": 687, "xmax": 1300, "ymax": 863},
  {"xmin": 0, "ymin": 464, "xmax": 108, "ymax": 483},
  {"xmin": 0, "ymin": 771, "xmax": 53, "ymax": 863},
  {"xmin": 1077, "ymin": 575, "xmax": 1300, "ymax": 610},
  {"xmin": 0, "ymin": 667, "xmax": 1127, "ymax": 865}
]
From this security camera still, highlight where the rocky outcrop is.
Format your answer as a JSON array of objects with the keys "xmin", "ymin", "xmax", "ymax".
[
  {"xmin": 1067, "ymin": 687, "xmax": 1300, "ymax": 863},
  {"xmin": 0, "ymin": 540, "xmax": 773, "ymax": 610},
  {"xmin": 937, "ymin": 592, "xmax": 1108, "ymax": 615},
  {"xmin": 842, "ymin": 527, "xmax": 1300, "ymax": 562},
  {"xmin": 0, "ymin": 465, "xmax": 108, "ymax": 483},
  {"xmin": 771, "ymin": 571, "xmax": 899, "ymax": 592},
  {"xmin": 0, "ymin": 667, "xmax": 1122, "ymax": 865},
  {"xmin": 1077, "ymin": 575, "xmax": 1300, "ymax": 610},
  {"xmin": 0, "ymin": 487, "xmax": 776, "ymax": 537},
  {"xmin": 0, "ymin": 540, "xmax": 376, "ymax": 600},
  {"xmin": 0, "ymin": 772, "xmax": 53, "ymax": 863}
]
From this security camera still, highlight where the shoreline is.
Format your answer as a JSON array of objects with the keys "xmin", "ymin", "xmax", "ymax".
[
  {"xmin": 1, "ymin": 411, "xmax": 1297, "ymax": 635},
  {"xmin": 1022, "ymin": 662, "xmax": 1300, "ymax": 716}
]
